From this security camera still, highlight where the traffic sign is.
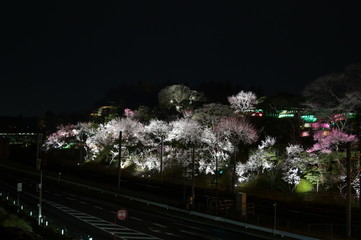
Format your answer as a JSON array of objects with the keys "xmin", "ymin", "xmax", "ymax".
[
  {"xmin": 17, "ymin": 183, "xmax": 22, "ymax": 192},
  {"xmin": 117, "ymin": 209, "xmax": 127, "ymax": 220}
]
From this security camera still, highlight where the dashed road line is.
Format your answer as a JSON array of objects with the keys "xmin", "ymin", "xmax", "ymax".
[
  {"xmin": 66, "ymin": 193, "xmax": 77, "ymax": 197},
  {"xmin": 79, "ymin": 201, "xmax": 87, "ymax": 205},
  {"xmin": 44, "ymin": 200, "xmax": 160, "ymax": 240},
  {"xmin": 165, "ymin": 232, "xmax": 182, "ymax": 238},
  {"xmin": 65, "ymin": 197, "xmax": 76, "ymax": 201},
  {"xmin": 152, "ymin": 223, "xmax": 167, "ymax": 228},
  {"xmin": 130, "ymin": 216, "xmax": 142, "ymax": 221},
  {"xmin": 179, "ymin": 229, "xmax": 222, "ymax": 240},
  {"xmin": 93, "ymin": 205, "xmax": 103, "ymax": 210},
  {"xmin": 174, "ymin": 222, "xmax": 207, "ymax": 232}
]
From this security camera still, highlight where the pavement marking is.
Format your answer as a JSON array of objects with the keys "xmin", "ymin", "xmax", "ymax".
[
  {"xmin": 148, "ymin": 227, "xmax": 162, "ymax": 233},
  {"xmin": 93, "ymin": 205, "xmax": 103, "ymax": 210},
  {"xmin": 152, "ymin": 223, "xmax": 167, "ymax": 228},
  {"xmin": 44, "ymin": 200, "xmax": 160, "ymax": 240},
  {"xmin": 130, "ymin": 216, "xmax": 142, "ymax": 221},
  {"xmin": 65, "ymin": 197, "xmax": 76, "ymax": 201},
  {"xmin": 79, "ymin": 201, "xmax": 87, "ymax": 205},
  {"xmin": 165, "ymin": 232, "xmax": 182, "ymax": 238},
  {"xmin": 66, "ymin": 193, "xmax": 77, "ymax": 197},
  {"xmin": 179, "ymin": 229, "xmax": 222, "ymax": 240},
  {"xmin": 174, "ymin": 222, "xmax": 207, "ymax": 232}
]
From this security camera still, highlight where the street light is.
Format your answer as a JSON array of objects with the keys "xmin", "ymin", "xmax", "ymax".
[
  {"xmin": 160, "ymin": 136, "xmax": 164, "ymax": 184},
  {"xmin": 117, "ymin": 131, "xmax": 122, "ymax": 191},
  {"xmin": 36, "ymin": 133, "xmax": 43, "ymax": 226},
  {"xmin": 273, "ymin": 202, "xmax": 277, "ymax": 236}
]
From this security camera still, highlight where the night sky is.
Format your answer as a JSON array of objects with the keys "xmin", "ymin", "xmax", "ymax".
[{"xmin": 1, "ymin": 1, "xmax": 361, "ymax": 116}]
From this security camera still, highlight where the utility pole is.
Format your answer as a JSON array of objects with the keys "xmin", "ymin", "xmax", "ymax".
[
  {"xmin": 231, "ymin": 146, "xmax": 237, "ymax": 193},
  {"xmin": 160, "ymin": 136, "xmax": 164, "ymax": 184},
  {"xmin": 36, "ymin": 133, "xmax": 43, "ymax": 225},
  {"xmin": 358, "ymin": 152, "xmax": 361, "ymax": 208},
  {"xmin": 191, "ymin": 145, "xmax": 195, "ymax": 209},
  {"xmin": 346, "ymin": 142, "xmax": 351, "ymax": 238},
  {"xmin": 117, "ymin": 131, "xmax": 122, "ymax": 191},
  {"xmin": 273, "ymin": 202, "xmax": 277, "ymax": 236},
  {"xmin": 215, "ymin": 154, "xmax": 219, "ymax": 214}
]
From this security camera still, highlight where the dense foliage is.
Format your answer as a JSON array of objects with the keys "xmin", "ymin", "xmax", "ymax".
[{"xmin": 44, "ymin": 78, "xmax": 361, "ymax": 198}]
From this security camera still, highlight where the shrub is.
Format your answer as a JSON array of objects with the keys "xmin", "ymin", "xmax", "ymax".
[{"xmin": 295, "ymin": 179, "xmax": 313, "ymax": 193}]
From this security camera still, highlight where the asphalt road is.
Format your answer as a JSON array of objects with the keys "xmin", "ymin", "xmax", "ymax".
[{"xmin": 0, "ymin": 166, "xmax": 267, "ymax": 240}]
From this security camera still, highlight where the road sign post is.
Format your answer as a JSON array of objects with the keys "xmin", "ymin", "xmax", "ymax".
[
  {"xmin": 117, "ymin": 209, "xmax": 127, "ymax": 220},
  {"xmin": 114, "ymin": 209, "xmax": 127, "ymax": 240},
  {"xmin": 17, "ymin": 182, "xmax": 22, "ymax": 212}
]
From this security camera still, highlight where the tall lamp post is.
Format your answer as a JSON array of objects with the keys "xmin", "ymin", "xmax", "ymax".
[
  {"xmin": 160, "ymin": 136, "xmax": 164, "ymax": 184},
  {"xmin": 36, "ymin": 133, "xmax": 43, "ymax": 225},
  {"xmin": 346, "ymin": 142, "xmax": 351, "ymax": 238},
  {"xmin": 117, "ymin": 131, "xmax": 122, "ymax": 191},
  {"xmin": 273, "ymin": 202, "xmax": 277, "ymax": 236}
]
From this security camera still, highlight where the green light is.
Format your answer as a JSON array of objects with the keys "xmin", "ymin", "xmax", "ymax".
[
  {"xmin": 63, "ymin": 142, "xmax": 76, "ymax": 149},
  {"xmin": 278, "ymin": 113, "xmax": 294, "ymax": 118},
  {"xmin": 349, "ymin": 113, "xmax": 356, "ymax": 119},
  {"xmin": 278, "ymin": 110, "xmax": 295, "ymax": 118},
  {"xmin": 301, "ymin": 115, "xmax": 317, "ymax": 123}
]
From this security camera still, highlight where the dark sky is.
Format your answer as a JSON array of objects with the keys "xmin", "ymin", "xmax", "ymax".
[{"xmin": 1, "ymin": 1, "xmax": 361, "ymax": 116}]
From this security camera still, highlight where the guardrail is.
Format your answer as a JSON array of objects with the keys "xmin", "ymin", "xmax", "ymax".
[{"xmin": 0, "ymin": 162, "xmax": 319, "ymax": 240}]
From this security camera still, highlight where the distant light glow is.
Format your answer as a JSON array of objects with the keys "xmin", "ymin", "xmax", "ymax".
[
  {"xmin": 278, "ymin": 110, "xmax": 295, "ymax": 118},
  {"xmin": 278, "ymin": 113, "xmax": 294, "ymax": 118},
  {"xmin": 322, "ymin": 131, "xmax": 330, "ymax": 136},
  {"xmin": 63, "ymin": 142, "xmax": 76, "ymax": 149},
  {"xmin": 301, "ymin": 131, "xmax": 310, "ymax": 137},
  {"xmin": 301, "ymin": 115, "xmax": 317, "ymax": 123},
  {"xmin": 321, "ymin": 123, "xmax": 330, "ymax": 129},
  {"xmin": 349, "ymin": 113, "xmax": 356, "ymax": 119}
]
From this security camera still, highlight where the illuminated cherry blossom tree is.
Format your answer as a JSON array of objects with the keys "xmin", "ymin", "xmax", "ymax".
[
  {"xmin": 44, "ymin": 123, "xmax": 94, "ymax": 151},
  {"xmin": 215, "ymin": 116, "xmax": 258, "ymax": 146},
  {"xmin": 285, "ymin": 145, "xmax": 307, "ymax": 184},
  {"xmin": 141, "ymin": 119, "xmax": 171, "ymax": 173},
  {"xmin": 215, "ymin": 116, "xmax": 258, "ymax": 191},
  {"xmin": 85, "ymin": 117, "xmax": 145, "ymax": 167},
  {"xmin": 307, "ymin": 129, "xmax": 357, "ymax": 154},
  {"xmin": 167, "ymin": 118, "xmax": 205, "ymax": 166},
  {"xmin": 43, "ymin": 124, "xmax": 77, "ymax": 150},
  {"xmin": 228, "ymin": 90, "xmax": 258, "ymax": 113},
  {"xmin": 236, "ymin": 136, "xmax": 278, "ymax": 185}
]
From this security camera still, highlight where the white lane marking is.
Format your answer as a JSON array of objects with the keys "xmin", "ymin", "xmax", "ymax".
[
  {"xmin": 79, "ymin": 201, "xmax": 87, "ymax": 205},
  {"xmin": 45, "ymin": 200, "xmax": 160, "ymax": 239},
  {"xmin": 152, "ymin": 223, "xmax": 167, "ymax": 228},
  {"xmin": 180, "ymin": 229, "xmax": 223, "ymax": 240},
  {"xmin": 93, "ymin": 205, "xmax": 103, "ymax": 210},
  {"xmin": 174, "ymin": 222, "xmax": 207, "ymax": 232},
  {"xmin": 130, "ymin": 216, "xmax": 142, "ymax": 221},
  {"xmin": 65, "ymin": 197, "xmax": 76, "ymax": 201},
  {"xmin": 165, "ymin": 232, "xmax": 182, "ymax": 238},
  {"xmin": 66, "ymin": 193, "xmax": 77, "ymax": 197},
  {"xmin": 148, "ymin": 227, "xmax": 162, "ymax": 233},
  {"xmin": 119, "ymin": 237, "xmax": 160, "ymax": 240}
]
